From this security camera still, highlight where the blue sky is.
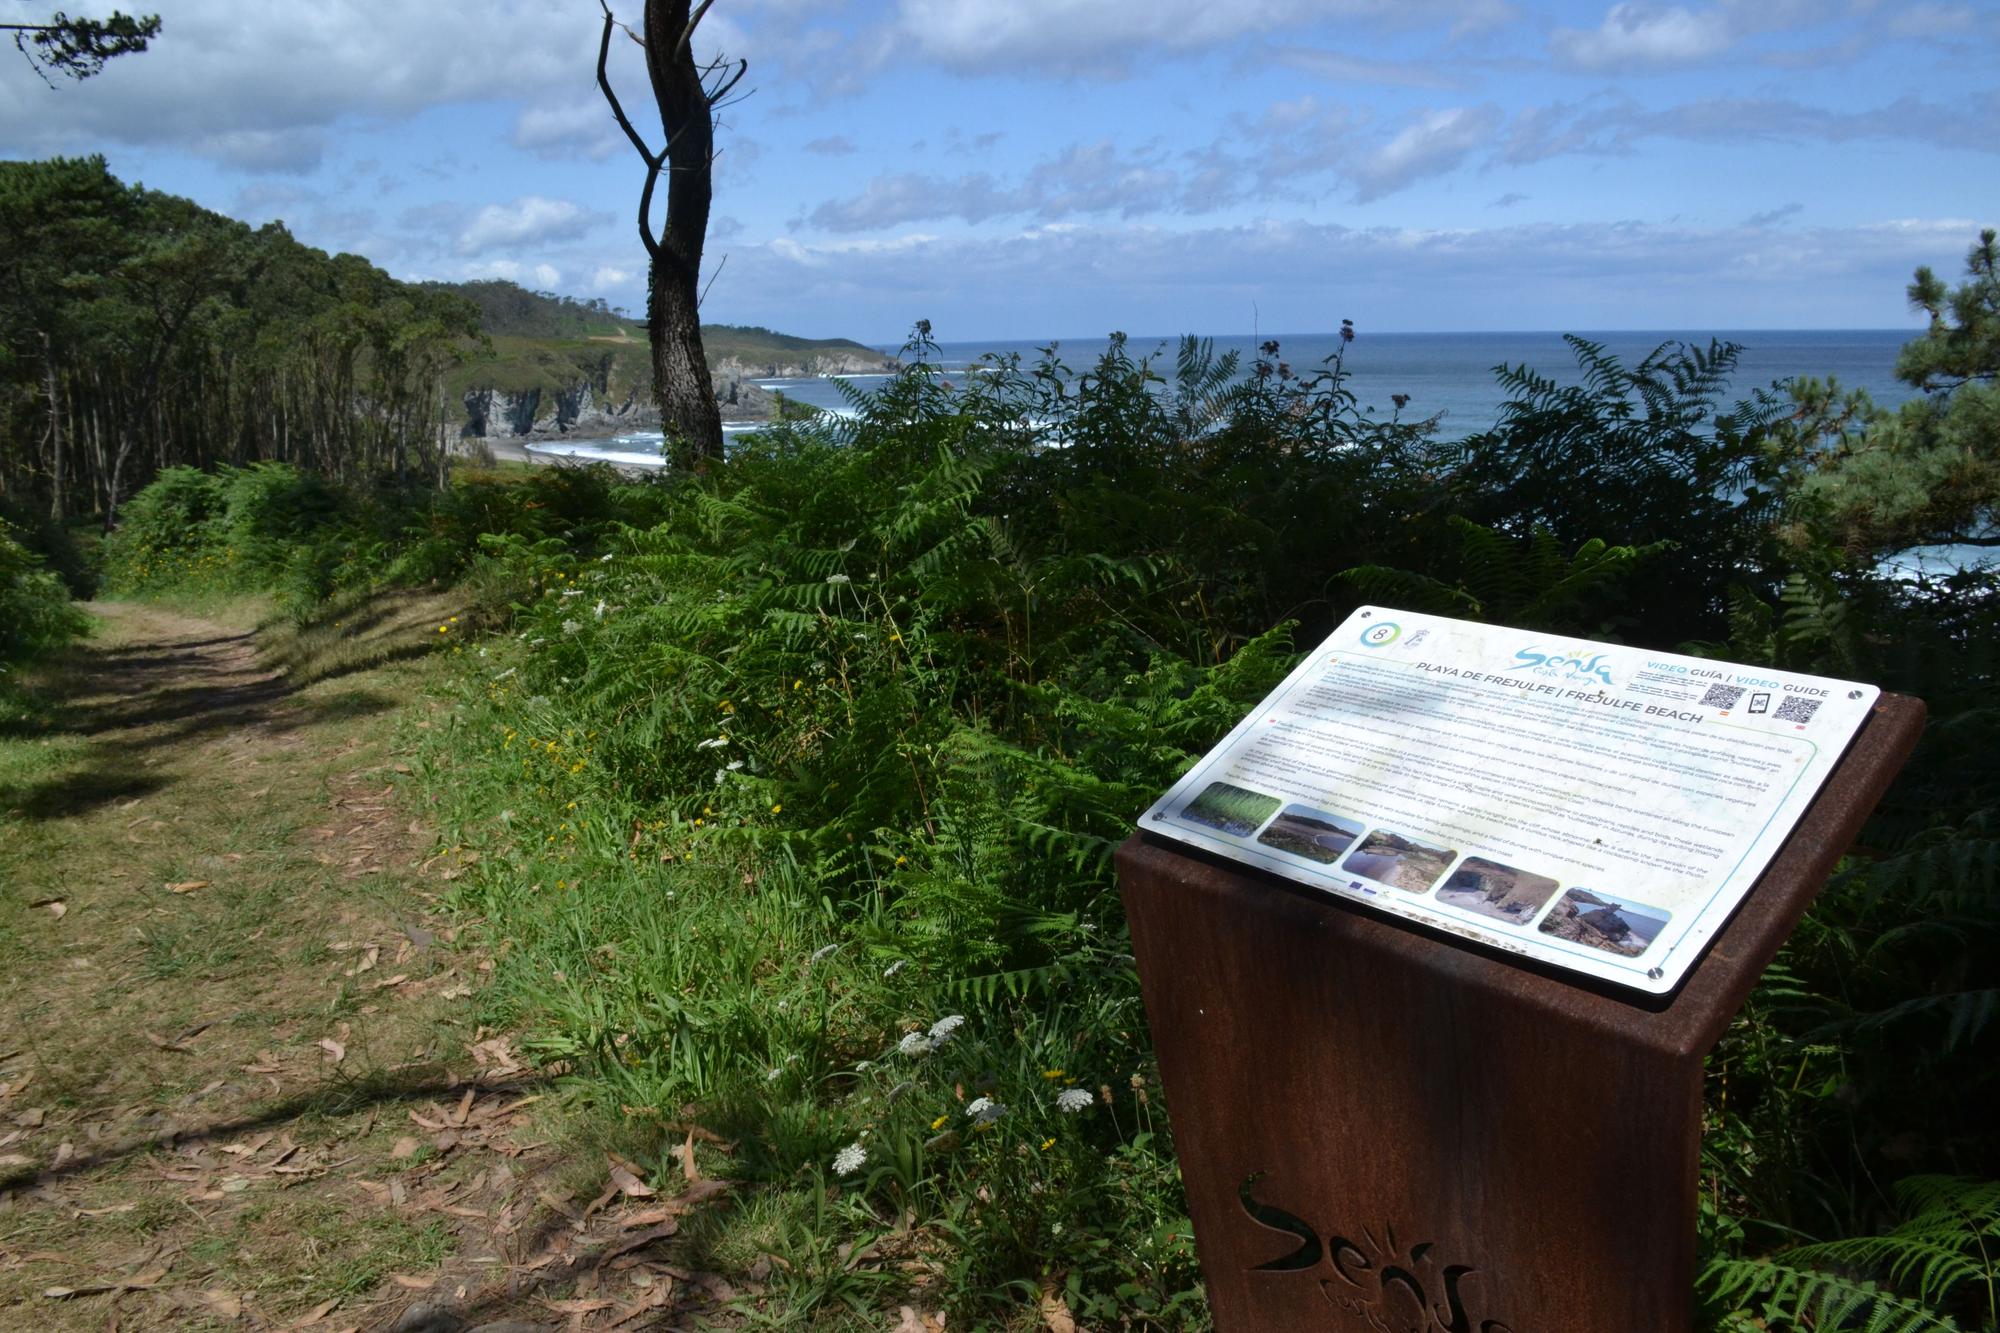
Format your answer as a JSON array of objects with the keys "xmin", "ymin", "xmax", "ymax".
[{"xmin": 2, "ymin": 0, "xmax": 1993, "ymax": 341}]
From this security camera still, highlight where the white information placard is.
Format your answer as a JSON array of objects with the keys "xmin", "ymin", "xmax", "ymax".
[{"xmin": 1139, "ymin": 606, "xmax": 1882, "ymax": 994}]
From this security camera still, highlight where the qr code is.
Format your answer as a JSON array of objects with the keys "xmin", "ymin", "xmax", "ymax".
[
  {"xmin": 1699, "ymin": 683, "xmax": 1745, "ymax": 709},
  {"xmin": 1774, "ymin": 695, "xmax": 1823, "ymax": 724}
]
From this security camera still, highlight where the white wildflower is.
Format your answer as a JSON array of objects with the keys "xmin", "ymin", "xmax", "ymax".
[
  {"xmin": 594, "ymin": 599, "xmax": 607, "ymax": 619},
  {"xmin": 809, "ymin": 943, "xmax": 840, "ymax": 966},
  {"xmin": 696, "ymin": 736, "xmax": 729, "ymax": 750},
  {"xmin": 896, "ymin": 1032, "xmax": 932, "ymax": 1057},
  {"xmin": 492, "ymin": 667, "xmax": 517, "ymax": 681},
  {"xmin": 726, "ymin": 760, "xmax": 743, "ymax": 771},
  {"xmin": 928, "ymin": 1014, "xmax": 964, "ymax": 1044},
  {"xmin": 766, "ymin": 1067, "xmax": 782, "ymax": 1082},
  {"xmin": 599, "ymin": 552, "xmax": 614, "ymax": 563},
  {"xmin": 561, "ymin": 619, "xmax": 582, "ymax": 635},
  {"xmin": 965, "ymin": 1097, "xmax": 1005, "ymax": 1125},
  {"xmin": 715, "ymin": 769, "xmax": 727, "ymax": 785},
  {"xmin": 833, "ymin": 1142, "xmax": 867, "ymax": 1177},
  {"xmin": 882, "ymin": 959, "xmax": 907, "ymax": 979},
  {"xmin": 855, "ymin": 1060, "xmax": 872, "ymax": 1071},
  {"xmin": 561, "ymin": 587, "xmax": 584, "ymax": 598},
  {"xmin": 826, "ymin": 573, "xmax": 851, "ymax": 585},
  {"xmin": 1056, "ymin": 1087, "xmax": 1093, "ymax": 1114}
]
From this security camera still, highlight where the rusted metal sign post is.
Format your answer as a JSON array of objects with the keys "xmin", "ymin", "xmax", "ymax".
[{"xmin": 1120, "ymin": 694, "xmax": 1923, "ymax": 1333}]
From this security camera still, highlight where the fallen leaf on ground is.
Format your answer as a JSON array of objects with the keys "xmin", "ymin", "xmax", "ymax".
[
  {"xmin": 289, "ymin": 1295, "xmax": 342, "ymax": 1326},
  {"xmin": 202, "ymin": 1289, "xmax": 243, "ymax": 1318},
  {"xmin": 390, "ymin": 1136, "xmax": 421, "ymax": 1159},
  {"xmin": 75, "ymin": 1203, "xmax": 136, "ymax": 1218},
  {"xmin": 29, "ymin": 898, "xmax": 66, "ymax": 919},
  {"xmin": 892, "ymin": 1308, "xmax": 947, "ymax": 1333},
  {"xmin": 538, "ymin": 1297, "xmax": 615, "ymax": 1315},
  {"xmin": 317, "ymin": 1038, "xmax": 346, "ymax": 1065},
  {"xmin": 606, "ymin": 1158, "xmax": 655, "ymax": 1198},
  {"xmin": 44, "ymin": 1266, "xmax": 167, "ymax": 1299},
  {"xmin": 166, "ymin": 880, "xmax": 211, "ymax": 894},
  {"xmin": 678, "ymin": 1128, "xmax": 700, "ymax": 1184},
  {"xmin": 1039, "ymin": 1286, "xmax": 1078, "ymax": 1332}
]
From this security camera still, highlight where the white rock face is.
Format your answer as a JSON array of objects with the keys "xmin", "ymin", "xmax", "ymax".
[{"xmin": 456, "ymin": 345, "xmax": 897, "ymax": 439}]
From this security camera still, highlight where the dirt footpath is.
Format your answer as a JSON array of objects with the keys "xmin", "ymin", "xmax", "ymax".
[{"xmin": 0, "ymin": 601, "xmax": 719, "ymax": 1332}]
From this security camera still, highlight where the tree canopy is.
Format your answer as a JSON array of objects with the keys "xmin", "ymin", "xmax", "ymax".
[
  {"xmin": 0, "ymin": 157, "xmax": 479, "ymax": 523},
  {"xmin": 4, "ymin": 9, "xmax": 159, "ymax": 84}
]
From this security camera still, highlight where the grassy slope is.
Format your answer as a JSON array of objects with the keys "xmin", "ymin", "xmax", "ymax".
[
  {"xmin": 0, "ymin": 595, "xmax": 746, "ymax": 1330},
  {"xmin": 433, "ymin": 280, "xmax": 889, "ymax": 403}
]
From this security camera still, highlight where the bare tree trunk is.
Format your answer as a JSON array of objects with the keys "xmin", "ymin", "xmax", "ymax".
[
  {"xmin": 600, "ymin": 0, "xmax": 743, "ymax": 471},
  {"xmin": 43, "ymin": 333, "xmax": 64, "ymax": 521}
]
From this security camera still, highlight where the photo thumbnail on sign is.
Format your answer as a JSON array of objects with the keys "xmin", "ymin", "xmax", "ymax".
[
  {"xmin": 1177, "ymin": 782, "xmax": 1281, "ymax": 838},
  {"xmin": 1342, "ymin": 828, "xmax": 1457, "ymax": 894},
  {"xmin": 1257, "ymin": 804, "xmax": 1366, "ymax": 864},
  {"xmin": 1435, "ymin": 856, "xmax": 1561, "ymax": 925},
  {"xmin": 1538, "ymin": 888, "xmax": 1671, "ymax": 958}
]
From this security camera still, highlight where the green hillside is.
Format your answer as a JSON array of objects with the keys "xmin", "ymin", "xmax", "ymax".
[
  {"xmin": 701, "ymin": 323, "xmax": 887, "ymax": 365},
  {"xmin": 424, "ymin": 280, "xmax": 889, "ymax": 369}
]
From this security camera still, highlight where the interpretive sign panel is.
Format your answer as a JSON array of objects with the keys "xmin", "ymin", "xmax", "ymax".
[{"xmin": 1139, "ymin": 605, "xmax": 1882, "ymax": 993}]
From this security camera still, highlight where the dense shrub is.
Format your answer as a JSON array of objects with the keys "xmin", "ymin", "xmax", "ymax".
[
  {"xmin": 0, "ymin": 518, "xmax": 87, "ymax": 663},
  {"xmin": 102, "ymin": 460, "xmax": 668, "ymax": 620},
  {"xmin": 98, "ymin": 257, "xmax": 2000, "ymax": 1327}
]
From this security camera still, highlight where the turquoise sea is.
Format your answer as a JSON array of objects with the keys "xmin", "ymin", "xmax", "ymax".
[{"xmin": 534, "ymin": 327, "xmax": 1921, "ymax": 465}]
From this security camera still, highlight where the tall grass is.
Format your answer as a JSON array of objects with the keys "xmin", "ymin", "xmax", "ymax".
[{"xmin": 105, "ymin": 324, "xmax": 2000, "ymax": 1329}]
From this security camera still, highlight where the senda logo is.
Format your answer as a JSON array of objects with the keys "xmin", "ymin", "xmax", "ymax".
[{"xmin": 1512, "ymin": 646, "xmax": 1614, "ymax": 686}]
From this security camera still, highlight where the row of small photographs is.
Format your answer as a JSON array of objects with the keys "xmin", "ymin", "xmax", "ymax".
[{"xmin": 1174, "ymin": 781, "xmax": 1672, "ymax": 960}]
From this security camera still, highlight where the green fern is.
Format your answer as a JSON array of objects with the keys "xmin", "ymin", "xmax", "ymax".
[{"xmin": 1702, "ymin": 1176, "xmax": 2000, "ymax": 1331}]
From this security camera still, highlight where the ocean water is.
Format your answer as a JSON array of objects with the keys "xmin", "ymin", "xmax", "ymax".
[{"xmin": 548, "ymin": 328, "xmax": 1919, "ymax": 467}]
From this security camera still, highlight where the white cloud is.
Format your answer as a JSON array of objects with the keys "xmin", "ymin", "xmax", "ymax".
[
  {"xmin": 193, "ymin": 128, "xmax": 330, "ymax": 175},
  {"xmin": 1351, "ymin": 104, "xmax": 1502, "ymax": 200},
  {"xmin": 884, "ymin": 0, "xmax": 1516, "ymax": 77},
  {"xmin": 457, "ymin": 197, "xmax": 609, "ymax": 256},
  {"xmin": 460, "ymin": 259, "xmax": 564, "ymax": 288},
  {"xmin": 513, "ymin": 102, "xmax": 625, "ymax": 163},
  {"xmin": 1885, "ymin": 3, "xmax": 1977, "ymax": 39},
  {"xmin": 808, "ymin": 140, "xmax": 1185, "ymax": 230},
  {"xmin": 710, "ymin": 215, "xmax": 1972, "ymax": 341},
  {"xmin": 1267, "ymin": 44, "xmax": 1468, "ymax": 89},
  {"xmin": 0, "ymin": 0, "xmax": 606, "ymax": 166},
  {"xmin": 591, "ymin": 265, "xmax": 634, "ymax": 289},
  {"xmin": 1551, "ymin": 3, "xmax": 1734, "ymax": 69}
]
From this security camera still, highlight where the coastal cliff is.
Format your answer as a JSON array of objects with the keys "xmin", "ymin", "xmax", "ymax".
[
  {"xmin": 459, "ymin": 363, "xmax": 785, "ymax": 441},
  {"xmin": 431, "ymin": 282, "xmax": 898, "ymax": 441}
]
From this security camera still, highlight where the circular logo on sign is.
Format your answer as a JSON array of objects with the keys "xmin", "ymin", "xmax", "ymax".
[{"xmin": 1359, "ymin": 622, "xmax": 1401, "ymax": 648}]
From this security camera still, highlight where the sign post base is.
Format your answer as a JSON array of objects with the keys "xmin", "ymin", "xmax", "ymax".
[{"xmin": 1118, "ymin": 694, "xmax": 1923, "ymax": 1333}]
